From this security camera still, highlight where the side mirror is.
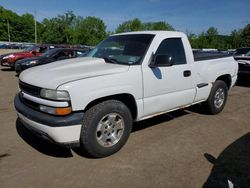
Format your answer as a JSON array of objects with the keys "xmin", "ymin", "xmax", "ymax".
[
  {"xmin": 149, "ymin": 54, "xmax": 173, "ymax": 68},
  {"xmin": 32, "ymin": 51, "xmax": 36, "ymax": 55}
]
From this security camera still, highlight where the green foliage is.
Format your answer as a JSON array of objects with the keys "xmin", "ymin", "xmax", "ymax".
[
  {"xmin": 40, "ymin": 11, "xmax": 76, "ymax": 44},
  {"xmin": 206, "ymin": 27, "xmax": 219, "ymax": 36},
  {"xmin": 74, "ymin": 16, "xmax": 107, "ymax": 46},
  {"xmin": 188, "ymin": 26, "xmax": 250, "ymax": 50},
  {"xmin": 0, "ymin": 6, "xmax": 36, "ymax": 42},
  {"xmin": 116, "ymin": 19, "xmax": 174, "ymax": 33},
  {"xmin": 240, "ymin": 24, "xmax": 250, "ymax": 47},
  {"xmin": 144, "ymin": 21, "xmax": 174, "ymax": 31},
  {"xmin": 116, "ymin": 18, "xmax": 144, "ymax": 33}
]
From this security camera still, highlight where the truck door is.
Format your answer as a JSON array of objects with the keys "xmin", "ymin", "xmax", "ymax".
[{"xmin": 142, "ymin": 37, "xmax": 196, "ymax": 117}]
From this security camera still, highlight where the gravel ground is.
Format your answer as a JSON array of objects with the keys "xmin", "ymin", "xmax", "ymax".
[
  {"xmin": 0, "ymin": 67, "xmax": 250, "ymax": 188},
  {"xmin": 0, "ymin": 49, "xmax": 22, "ymax": 55}
]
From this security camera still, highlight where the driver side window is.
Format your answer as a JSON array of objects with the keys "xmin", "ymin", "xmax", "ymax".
[{"xmin": 155, "ymin": 38, "xmax": 187, "ymax": 65}]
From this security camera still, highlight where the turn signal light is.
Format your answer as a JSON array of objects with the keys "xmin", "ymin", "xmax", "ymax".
[
  {"xmin": 40, "ymin": 105, "xmax": 72, "ymax": 116},
  {"xmin": 55, "ymin": 107, "xmax": 72, "ymax": 115}
]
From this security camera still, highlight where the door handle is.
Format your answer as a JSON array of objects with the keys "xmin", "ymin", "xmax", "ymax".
[{"xmin": 183, "ymin": 70, "xmax": 191, "ymax": 77}]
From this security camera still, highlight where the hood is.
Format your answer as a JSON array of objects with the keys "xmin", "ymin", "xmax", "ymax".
[{"xmin": 19, "ymin": 57, "xmax": 130, "ymax": 89}]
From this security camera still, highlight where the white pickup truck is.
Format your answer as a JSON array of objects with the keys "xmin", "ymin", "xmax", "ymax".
[{"xmin": 15, "ymin": 31, "xmax": 238, "ymax": 157}]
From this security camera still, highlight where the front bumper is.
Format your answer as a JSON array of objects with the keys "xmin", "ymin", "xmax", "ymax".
[
  {"xmin": 15, "ymin": 63, "xmax": 32, "ymax": 73},
  {"xmin": 15, "ymin": 94, "xmax": 83, "ymax": 147},
  {"xmin": 1, "ymin": 59, "xmax": 15, "ymax": 67},
  {"xmin": 15, "ymin": 63, "xmax": 23, "ymax": 73}
]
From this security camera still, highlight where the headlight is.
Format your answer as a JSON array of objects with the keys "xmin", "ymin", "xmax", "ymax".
[
  {"xmin": 3, "ymin": 54, "xmax": 15, "ymax": 59},
  {"xmin": 26, "ymin": 60, "xmax": 38, "ymax": 65},
  {"xmin": 40, "ymin": 105, "xmax": 72, "ymax": 115},
  {"xmin": 40, "ymin": 89, "xmax": 70, "ymax": 101}
]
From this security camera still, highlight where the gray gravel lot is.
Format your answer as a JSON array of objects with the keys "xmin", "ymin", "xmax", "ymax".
[{"xmin": 0, "ymin": 67, "xmax": 250, "ymax": 188}]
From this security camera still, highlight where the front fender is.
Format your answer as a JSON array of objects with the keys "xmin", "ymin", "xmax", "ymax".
[{"xmin": 57, "ymin": 66, "xmax": 143, "ymax": 111}]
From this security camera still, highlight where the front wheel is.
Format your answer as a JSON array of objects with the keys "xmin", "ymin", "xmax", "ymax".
[
  {"xmin": 205, "ymin": 80, "xmax": 228, "ymax": 115},
  {"xmin": 80, "ymin": 100, "xmax": 132, "ymax": 158}
]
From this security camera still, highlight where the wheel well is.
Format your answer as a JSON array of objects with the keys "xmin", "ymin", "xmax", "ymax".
[
  {"xmin": 84, "ymin": 94, "xmax": 138, "ymax": 120},
  {"xmin": 216, "ymin": 74, "xmax": 231, "ymax": 89}
]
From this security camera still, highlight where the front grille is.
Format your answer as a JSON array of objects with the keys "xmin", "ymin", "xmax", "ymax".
[
  {"xmin": 19, "ymin": 81, "xmax": 41, "ymax": 97},
  {"xmin": 19, "ymin": 94, "xmax": 40, "ymax": 110}
]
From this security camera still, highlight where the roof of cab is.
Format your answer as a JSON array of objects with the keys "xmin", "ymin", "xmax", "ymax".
[{"xmin": 112, "ymin": 30, "xmax": 186, "ymax": 38}]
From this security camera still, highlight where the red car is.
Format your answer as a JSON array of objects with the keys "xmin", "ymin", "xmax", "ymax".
[{"xmin": 0, "ymin": 44, "xmax": 61, "ymax": 68}]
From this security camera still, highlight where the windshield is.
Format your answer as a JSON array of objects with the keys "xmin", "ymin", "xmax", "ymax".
[
  {"xmin": 42, "ymin": 48, "xmax": 59, "ymax": 57},
  {"xmin": 245, "ymin": 51, "xmax": 250, "ymax": 56},
  {"xmin": 25, "ymin": 45, "xmax": 36, "ymax": 52},
  {"xmin": 88, "ymin": 34, "xmax": 155, "ymax": 65}
]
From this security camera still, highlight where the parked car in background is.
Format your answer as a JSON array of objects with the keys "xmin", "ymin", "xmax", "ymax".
[
  {"xmin": 15, "ymin": 48, "xmax": 89, "ymax": 73},
  {"xmin": 234, "ymin": 50, "xmax": 250, "ymax": 74},
  {"xmin": 234, "ymin": 47, "xmax": 250, "ymax": 57},
  {"xmin": 0, "ymin": 44, "xmax": 83, "ymax": 69}
]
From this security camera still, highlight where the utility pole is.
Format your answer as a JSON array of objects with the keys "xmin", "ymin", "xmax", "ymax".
[
  {"xmin": 34, "ymin": 11, "xmax": 37, "ymax": 44},
  {"xmin": 7, "ymin": 19, "xmax": 10, "ymax": 42}
]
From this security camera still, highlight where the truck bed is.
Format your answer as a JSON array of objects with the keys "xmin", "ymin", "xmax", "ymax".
[{"xmin": 193, "ymin": 51, "xmax": 232, "ymax": 61}]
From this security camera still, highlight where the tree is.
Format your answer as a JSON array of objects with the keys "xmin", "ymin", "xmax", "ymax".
[
  {"xmin": 240, "ymin": 24, "xmax": 250, "ymax": 47},
  {"xmin": 116, "ymin": 19, "xmax": 174, "ymax": 33},
  {"xmin": 144, "ymin": 21, "xmax": 174, "ymax": 31},
  {"xmin": 206, "ymin": 27, "xmax": 219, "ymax": 36},
  {"xmin": 40, "ymin": 11, "xmax": 76, "ymax": 44},
  {"xmin": 115, "ymin": 18, "xmax": 144, "ymax": 33},
  {"xmin": 186, "ymin": 31, "xmax": 199, "ymax": 48},
  {"xmin": 40, "ymin": 18, "xmax": 63, "ymax": 43},
  {"xmin": 230, "ymin": 29, "xmax": 242, "ymax": 48},
  {"xmin": 57, "ymin": 11, "xmax": 76, "ymax": 44},
  {"xmin": 19, "ymin": 13, "xmax": 36, "ymax": 42},
  {"xmin": 74, "ymin": 16, "xmax": 107, "ymax": 45},
  {"xmin": 0, "ymin": 6, "xmax": 38, "ymax": 42}
]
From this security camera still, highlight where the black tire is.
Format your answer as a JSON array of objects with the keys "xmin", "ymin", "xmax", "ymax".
[
  {"xmin": 80, "ymin": 100, "xmax": 132, "ymax": 158},
  {"xmin": 205, "ymin": 80, "xmax": 228, "ymax": 115}
]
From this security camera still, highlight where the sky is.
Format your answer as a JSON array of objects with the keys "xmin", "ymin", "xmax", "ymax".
[{"xmin": 0, "ymin": 0, "xmax": 249, "ymax": 35}]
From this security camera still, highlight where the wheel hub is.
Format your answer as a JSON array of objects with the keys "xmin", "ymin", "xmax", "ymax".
[
  {"xmin": 96, "ymin": 113, "xmax": 125, "ymax": 147},
  {"xmin": 214, "ymin": 88, "xmax": 225, "ymax": 109}
]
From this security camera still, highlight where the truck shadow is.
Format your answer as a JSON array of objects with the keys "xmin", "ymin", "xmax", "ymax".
[
  {"xmin": 16, "ymin": 119, "xmax": 74, "ymax": 158},
  {"xmin": 203, "ymin": 132, "xmax": 250, "ymax": 187},
  {"xmin": 132, "ymin": 110, "xmax": 188, "ymax": 132},
  {"xmin": 185, "ymin": 104, "xmax": 211, "ymax": 115},
  {"xmin": 237, "ymin": 74, "xmax": 250, "ymax": 87}
]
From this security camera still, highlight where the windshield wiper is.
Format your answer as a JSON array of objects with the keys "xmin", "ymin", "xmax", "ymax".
[{"xmin": 104, "ymin": 57, "xmax": 119, "ymax": 64}]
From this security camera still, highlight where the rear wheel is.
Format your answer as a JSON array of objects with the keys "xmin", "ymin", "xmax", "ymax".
[
  {"xmin": 205, "ymin": 80, "xmax": 228, "ymax": 114},
  {"xmin": 80, "ymin": 100, "xmax": 132, "ymax": 158}
]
